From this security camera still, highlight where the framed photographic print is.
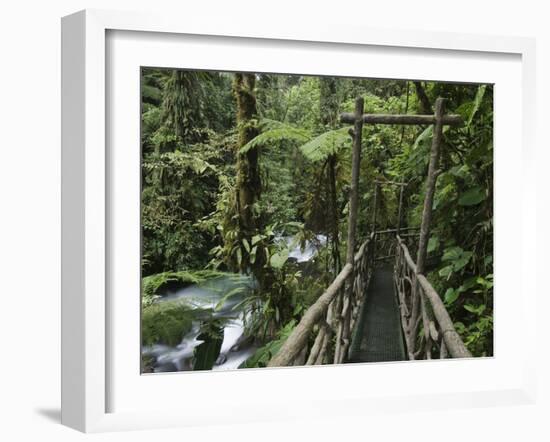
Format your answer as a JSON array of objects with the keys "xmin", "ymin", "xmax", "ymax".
[{"xmin": 61, "ymin": 9, "xmax": 537, "ymax": 432}]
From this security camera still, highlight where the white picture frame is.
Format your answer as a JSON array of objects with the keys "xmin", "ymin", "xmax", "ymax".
[{"xmin": 61, "ymin": 9, "xmax": 537, "ymax": 433}]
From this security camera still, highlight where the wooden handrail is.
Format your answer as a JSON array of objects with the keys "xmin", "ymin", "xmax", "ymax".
[
  {"xmin": 395, "ymin": 236, "xmax": 472, "ymax": 359},
  {"xmin": 340, "ymin": 113, "xmax": 463, "ymax": 126},
  {"xmin": 416, "ymin": 274, "xmax": 472, "ymax": 358},
  {"xmin": 396, "ymin": 235, "xmax": 417, "ymax": 272},
  {"xmin": 375, "ymin": 227, "xmax": 419, "ymax": 236},
  {"xmin": 267, "ymin": 230, "xmax": 470, "ymax": 367},
  {"xmin": 267, "ymin": 237, "xmax": 371, "ymax": 367}
]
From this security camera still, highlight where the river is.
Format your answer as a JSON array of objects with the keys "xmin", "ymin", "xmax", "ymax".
[{"xmin": 142, "ymin": 234, "xmax": 327, "ymax": 373}]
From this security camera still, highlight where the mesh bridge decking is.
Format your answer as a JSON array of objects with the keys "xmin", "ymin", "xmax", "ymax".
[
  {"xmin": 266, "ymin": 100, "xmax": 472, "ymax": 369},
  {"xmin": 348, "ymin": 266, "xmax": 406, "ymax": 363}
]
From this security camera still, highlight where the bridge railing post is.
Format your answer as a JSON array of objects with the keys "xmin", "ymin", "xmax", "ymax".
[
  {"xmin": 412, "ymin": 97, "xmax": 445, "ymax": 359},
  {"xmin": 345, "ymin": 97, "xmax": 364, "ymax": 266},
  {"xmin": 397, "ymin": 184, "xmax": 404, "ymax": 236},
  {"xmin": 416, "ymin": 97, "xmax": 445, "ymax": 274},
  {"xmin": 269, "ymin": 97, "xmax": 467, "ymax": 367},
  {"xmin": 334, "ymin": 97, "xmax": 364, "ymax": 364},
  {"xmin": 371, "ymin": 182, "xmax": 379, "ymax": 260}
]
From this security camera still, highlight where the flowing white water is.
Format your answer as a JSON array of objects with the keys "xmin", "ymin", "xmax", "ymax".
[
  {"xmin": 143, "ymin": 234, "xmax": 327, "ymax": 373},
  {"xmin": 286, "ymin": 234, "xmax": 327, "ymax": 262},
  {"xmin": 143, "ymin": 275, "xmax": 255, "ymax": 373}
]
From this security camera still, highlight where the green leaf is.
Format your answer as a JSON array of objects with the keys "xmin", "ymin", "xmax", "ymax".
[
  {"xmin": 458, "ymin": 187, "xmax": 486, "ymax": 206},
  {"xmin": 468, "ymin": 85, "xmax": 487, "ymax": 126},
  {"xmin": 413, "ymin": 125, "xmax": 433, "ymax": 150},
  {"xmin": 214, "ymin": 286, "xmax": 247, "ymax": 311},
  {"xmin": 299, "ymin": 128, "xmax": 351, "ymax": 162},
  {"xmin": 439, "ymin": 265, "xmax": 453, "ymax": 279},
  {"xmin": 442, "ymin": 246, "xmax": 463, "ymax": 261},
  {"xmin": 452, "ymin": 251, "xmax": 473, "ymax": 271},
  {"xmin": 445, "ymin": 288, "xmax": 460, "ymax": 304},
  {"xmin": 427, "ymin": 236, "xmax": 440, "ymax": 253},
  {"xmin": 461, "ymin": 277, "xmax": 478, "ymax": 291},
  {"xmin": 193, "ymin": 327, "xmax": 224, "ymax": 371},
  {"xmin": 449, "ymin": 164, "xmax": 470, "ymax": 179},
  {"xmin": 464, "ymin": 304, "xmax": 486, "ymax": 316},
  {"xmin": 270, "ymin": 250, "xmax": 289, "ymax": 269},
  {"xmin": 249, "ymin": 246, "xmax": 257, "ymax": 264},
  {"xmin": 242, "ymin": 238, "xmax": 250, "ymax": 253},
  {"xmin": 240, "ymin": 123, "xmax": 311, "ymax": 154}
]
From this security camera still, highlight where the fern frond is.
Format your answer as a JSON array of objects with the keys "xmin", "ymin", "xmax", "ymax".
[
  {"xmin": 299, "ymin": 127, "xmax": 352, "ymax": 162},
  {"xmin": 239, "ymin": 121, "xmax": 311, "ymax": 154}
]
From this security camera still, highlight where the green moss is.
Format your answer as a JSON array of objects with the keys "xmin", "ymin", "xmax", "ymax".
[
  {"xmin": 141, "ymin": 301, "xmax": 194, "ymax": 347},
  {"xmin": 141, "ymin": 269, "xmax": 228, "ymax": 307}
]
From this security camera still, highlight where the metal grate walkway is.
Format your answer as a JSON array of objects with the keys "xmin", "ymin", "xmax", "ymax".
[{"xmin": 348, "ymin": 266, "xmax": 406, "ymax": 363}]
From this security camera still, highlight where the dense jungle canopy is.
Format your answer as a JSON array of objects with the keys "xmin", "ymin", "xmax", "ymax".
[{"xmin": 140, "ymin": 68, "xmax": 493, "ymax": 372}]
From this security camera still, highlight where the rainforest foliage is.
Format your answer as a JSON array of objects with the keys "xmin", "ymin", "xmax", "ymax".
[{"xmin": 141, "ymin": 68, "xmax": 493, "ymax": 362}]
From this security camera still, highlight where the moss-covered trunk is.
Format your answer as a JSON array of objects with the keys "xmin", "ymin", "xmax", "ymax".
[
  {"xmin": 233, "ymin": 73, "xmax": 261, "ymax": 273},
  {"xmin": 320, "ymin": 77, "xmax": 341, "ymax": 274}
]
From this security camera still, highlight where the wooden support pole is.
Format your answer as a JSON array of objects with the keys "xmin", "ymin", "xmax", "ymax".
[
  {"xmin": 416, "ymin": 97, "xmax": 445, "ymax": 275},
  {"xmin": 374, "ymin": 227, "xmax": 418, "ymax": 235},
  {"xmin": 370, "ymin": 182, "xmax": 379, "ymax": 261},
  {"xmin": 306, "ymin": 324, "xmax": 328, "ymax": 365},
  {"xmin": 374, "ymin": 179, "xmax": 407, "ymax": 186},
  {"xmin": 409, "ymin": 98, "xmax": 446, "ymax": 360},
  {"xmin": 345, "ymin": 97, "xmax": 364, "ymax": 265},
  {"xmin": 371, "ymin": 182, "xmax": 379, "ymax": 234},
  {"xmin": 397, "ymin": 184, "xmax": 404, "ymax": 236},
  {"xmin": 335, "ymin": 97, "xmax": 364, "ymax": 364},
  {"xmin": 340, "ymin": 112, "xmax": 462, "ymax": 126}
]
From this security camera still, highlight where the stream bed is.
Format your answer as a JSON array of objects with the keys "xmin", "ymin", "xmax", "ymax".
[{"xmin": 142, "ymin": 234, "xmax": 327, "ymax": 373}]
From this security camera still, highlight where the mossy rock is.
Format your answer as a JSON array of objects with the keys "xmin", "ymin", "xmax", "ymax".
[
  {"xmin": 141, "ymin": 301, "xmax": 194, "ymax": 347},
  {"xmin": 142, "ymin": 269, "xmax": 228, "ymax": 306}
]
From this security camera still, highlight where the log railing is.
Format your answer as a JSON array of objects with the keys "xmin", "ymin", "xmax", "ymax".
[
  {"xmin": 268, "ymin": 96, "xmax": 469, "ymax": 367},
  {"xmin": 267, "ymin": 234, "xmax": 374, "ymax": 367},
  {"xmin": 394, "ymin": 235, "xmax": 471, "ymax": 359}
]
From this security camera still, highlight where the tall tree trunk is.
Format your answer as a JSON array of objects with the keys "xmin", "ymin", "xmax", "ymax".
[
  {"xmin": 233, "ymin": 73, "xmax": 261, "ymax": 272},
  {"xmin": 320, "ymin": 77, "xmax": 341, "ymax": 274},
  {"xmin": 328, "ymin": 154, "xmax": 341, "ymax": 274},
  {"xmin": 413, "ymin": 81, "xmax": 433, "ymax": 114}
]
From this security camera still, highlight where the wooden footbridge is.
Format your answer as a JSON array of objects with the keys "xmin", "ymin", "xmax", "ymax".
[{"xmin": 268, "ymin": 97, "xmax": 472, "ymax": 368}]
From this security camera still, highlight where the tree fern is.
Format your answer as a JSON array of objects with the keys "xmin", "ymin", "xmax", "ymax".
[
  {"xmin": 239, "ymin": 119, "xmax": 311, "ymax": 154},
  {"xmin": 299, "ymin": 127, "xmax": 352, "ymax": 162}
]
